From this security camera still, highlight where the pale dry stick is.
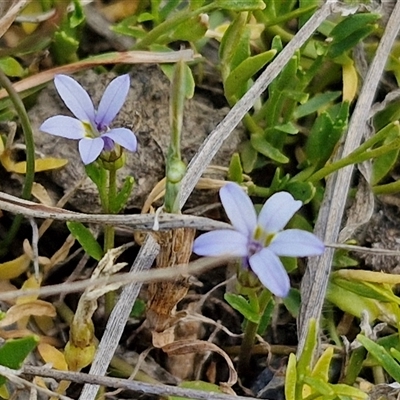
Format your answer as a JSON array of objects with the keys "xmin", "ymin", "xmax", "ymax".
[
  {"xmin": 0, "ymin": 49, "xmax": 194, "ymax": 100},
  {"xmin": 0, "ymin": 365, "xmax": 73, "ymax": 400},
  {"xmin": 0, "ymin": 0, "xmax": 29, "ymax": 38},
  {"xmin": 23, "ymin": 365, "xmax": 256, "ymax": 400},
  {"xmin": 79, "ymin": 4, "xmax": 335, "ymax": 399},
  {"xmin": 0, "ymin": 191, "xmax": 231, "ymax": 231},
  {"xmin": 298, "ymin": 1, "xmax": 400, "ymax": 356},
  {"xmin": 326, "ymin": 243, "xmax": 400, "ymax": 256},
  {"xmin": 0, "ymin": 256, "xmax": 231, "ymax": 302}
]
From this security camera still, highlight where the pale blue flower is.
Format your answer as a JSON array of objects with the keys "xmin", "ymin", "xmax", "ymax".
[
  {"xmin": 193, "ymin": 182, "xmax": 325, "ymax": 297},
  {"xmin": 40, "ymin": 74, "xmax": 137, "ymax": 165}
]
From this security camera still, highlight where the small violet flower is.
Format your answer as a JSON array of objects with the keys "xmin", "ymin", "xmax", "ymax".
[
  {"xmin": 193, "ymin": 183, "xmax": 325, "ymax": 298},
  {"xmin": 40, "ymin": 74, "xmax": 137, "ymax": 165}
]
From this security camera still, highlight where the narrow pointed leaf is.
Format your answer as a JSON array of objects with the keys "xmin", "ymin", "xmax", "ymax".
[{"xmin": 67, "ymin": 222, "xmax": 103, "ymax": 261}]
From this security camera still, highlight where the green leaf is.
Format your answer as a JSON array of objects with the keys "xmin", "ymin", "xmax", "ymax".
[
  {"xmin": 228, "ymin": 153, "xmax": 243, "ymax": 183},
  {"xmin": 224, "ymin": 50, "xmax": 276, "ymax": 99},
  {"xmin": 110, "ymin": 176, "xmax": 135, "ymax": 214},
  {"xmin": 257, "ymin": 296, "xmax": 274, "ymax": 335},
  {"xmin": 297, "ymin": 318, "xmax": 317, "ymax": 377},
  {"xmin": 240, "ymin": 140, "xmax": 258, "ymax": 173},
  {"xmin": 130, "ymin": 299, "xmax": 146, "ymax": 318},
  {"xmin": 219, "ymin": 13, "xmax": 250, "ymax": 80},
  {"xmin": 328, "ymin": 14, "xmax": 379, "ymax": 59},
  {"xmin": 285, "ymin": 353, "xmax": 297, "ymax": 400},
  {"xmin": 326, "ymin": 281, "xmax": 380, "ymax": 321},
  {"xmin": 293, "ymin": 91, "xmax": 341, "ymax": 119},
  {"xmin": 251, "ymin": 134, "xmax": 289, "ymax": 163},
  {"xmin": 333, "ymin": 278, "xmax": 400, "ymax": 305},
  {"xmin": 372, "ymin": 124, "xmax": 400, "ymax": 185},
  {"xmin": 66, "ymin": 222, "xmax": 103, "ymax": 261},
  {"xmin": 0, "ymin": 336, "xmax": 39, "ymax": 385},
  {"xmin": 331, "ymin": 383, "xmax": 368, "ymax": 399},
  {"xmin": 357, "ymin": 334, "xmax": 400, "ymax": 382},
  {"xmin": 169, "ymin": 381, "xmax": 222, "ymax": 400},
  {"xmin": 70, "ymin": 0, "xmax": 85, "ymax": 28},
  {"xmin": 305, "ymin": 102, "xmax": 349, "ymax": 166},
  {"xmin": 224, "ymin": 293, "xmax": 260, "ymax": 323},
  {"xmin": 167, "ymin": 15, "xmax": 208, "ymax": 42},
  {"xmin": 215, "ymin": 0, "xmax": 265, "ymax": 11},
  {"xmin": 328, "ymin": 13, "xmax": 380, "ymax": 43},
  {"xmin": 52, "ymin": 30, "xmax": 79, "ymax": 65},
  {"xmin": 303, "ymin": 376, "xmax": 334, "ymax": 396},
  {"xmin": 285, "ymin": 181, "xmax": 315, "ymax": 204},
  {"xmin": 274, "ymin": 122, "xmax": 298, "ymax": 134},
  {"xmin": 283, "ymin": 288, "xmax": 301, "ymax": 318},
  {"xmin": 0, "ymin": 57, "xmax": 24, "ymax": 77},
  {"xmin": 85, "ymin": 163, "xmax": 107, "ymax": 196}
]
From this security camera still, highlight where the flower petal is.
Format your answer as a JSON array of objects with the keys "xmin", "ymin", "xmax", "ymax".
[
  {"xmin": 220, "ymin": 183, "xmax": 257, "ymax": 236},
  {"xmin": 268, "ymin": 229, "xmax": 325, "ymax": 257},
  {"xmin": 249, "ymin": 248, "xmax": 290, "ymax": 297},
  {"xmin": 78, "ymin": 137, "xmax": 104, "ymax": 164},
  {"xmin": 96, "ymin": 74, "xmax": 130, "ymax": 129},
  {"xmin": 40, "ymin": 116, "xmax": 85, "ymax": 139},
  {"xmin": 258, "ymin": 192, "xmax": 302, "ymax": 233},
  {"xmin": 54, "ymin": 75, "xmax": 95, "ymax": 122},
  {"xmin": 103, "ymin": 128, "xmax": 137, "ymax": 152},
  {"xmin": 193, "ymin": 230, "xmax": 248, "ymax": 257}
]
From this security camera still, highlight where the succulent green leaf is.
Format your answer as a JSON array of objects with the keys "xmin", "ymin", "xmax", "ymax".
[
  {"xmin": 285, "ymin": 353, "xmax": 297, "ymax": 400},
  {"xmin": 215, "ymin": 0, "xmax": 265, "ymax": 11},
  {"xmin": 283, "ymin": 288, "xmax": 301, "ymax": 318},
  {"xmin": 251, "ymin": 134, "xmax": 289, "ymax": 163},
  {"xmin": 0, "ymin": 336, "xmax": 39, "ymax": 386},
  {"xmin": 67, "ymin": 222, "xmax": 103, "ymax": 261},
  {"xmin": 357, "ymin": 334, "xmax": 400, "ymax": 382},
  {"xmin": 110, "ymin": 176, "xmax": 135, "ymax": 214},
  {"xmin": 297, "ymin": 318, "xmax": 317, "ymax": 377},
  {"xmin": 328, "ymin": 13, "xmax": 380, "ymax": 43},
  {"xmin": 329, "ymin": 21, "xmax": 378, "ymax": 59},
  {"xmin": 240, "ymin": 140, "xmax": 258, "ymax": 173},
  {"xmin": 0, "ymin": 57, "xmax": 24, "ymax": 77},
  {"xmin": 293, "ymin": 91, "xmax": 341, "ymax": 119},
  {"xmin": 228, "ymin": 153, "xmax": 244, "ymax": 183},
  {"xmin": 224, "ymin": 50, "xmax": 276, "ymax": 99},
  {"xmin": 224, "ymin": 293, "xmax": 260, "ymax": 323},
  {"xmin": 285, "ymin": 181, "xmax": 315, "ymax": 204}
]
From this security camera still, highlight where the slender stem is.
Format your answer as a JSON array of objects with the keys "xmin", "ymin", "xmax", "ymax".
[
  {"xmin": 0, "ymin": 68, "xmax": 35, "ymax": 256},
  {"xmin": 133, "ymin": 3, "xmax": 214, "ymax": 50},
  {"xmin": 238, "ymin": 289, "xmax": 272, "ymax": 375},
  {"xmin": 104, "ymin": 167, "xmax": 117, "ymax": 315},
  {"xmin": 308, "ymin": 137, "xmax": 400, "ymax": 183}
]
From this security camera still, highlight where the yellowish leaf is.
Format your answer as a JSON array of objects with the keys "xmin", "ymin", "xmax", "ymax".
[
  {"xmin": 17, "ymin": 274, "xmax": 42, "ymax": 304},
  {"xmin": 12, "ymin": 158, "xmax": 68, "ymax": 174},
  {"xmin": 20, "ymin": 0, "xmax": 42, "ymax": 34},
  {"xmin": 0, "ymin": 300, "xmax": 56, "ymax": 327},
  {"xmin": 343, "ymin": 61, "xmax": 358, "ymax": 103},
  {"xmin": 0, "ymin": 383, "xmax": 9, "ymax": 399},
  {"xmin": 100, "ymin": 0, "xmax": 140, "ymax": 22},
  {"xmin": 32, "ymin": 182, "xmax": 54, "ymax": 206},
  {"xmin": 38, "ymin": 343, "xmax": 68, "ymax": 371},
  {"xmin": 0, "ymin": 149, "xmax": 15, "ymax": 172},
  {"xmin": 34, "ymin": 315, "xmax": 55, "ymax": 334},
  {"xmin": 47, "ymin": 234, "xmax": 75, "ymax": 273},
  {"xmin": 0, "ymin": 254, "xmax": 30, "ymax": 280}
]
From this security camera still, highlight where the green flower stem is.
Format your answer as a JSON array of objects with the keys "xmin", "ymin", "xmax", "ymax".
[
  {"xmin": 0, "ymin": 68, "xmax": 35, "ymax": 257},
  {"xmin": 308, "ymin": 137, "xmax": 400, "ymax": 183},
  {"xmin": 238, "ymin": 289, "xmax": 272, "ymax": 375},
  {"xmin": 132, "ymin": 3, "xmax": 215, "ymax": 50},
  {"xmin": 103, "ymin": 167, "xmax": 117, "ymax": 315}
]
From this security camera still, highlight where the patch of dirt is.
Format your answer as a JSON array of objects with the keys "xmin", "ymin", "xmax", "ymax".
[{"xmin": 27, "ymin": 64, "xmax": 244, "ymax": 212}]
